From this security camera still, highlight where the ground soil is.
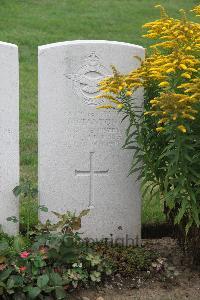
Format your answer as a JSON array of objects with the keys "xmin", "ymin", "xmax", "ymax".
[{"xmin": 70, "ymin": 238, "xmax": 200, "ymax": 300}]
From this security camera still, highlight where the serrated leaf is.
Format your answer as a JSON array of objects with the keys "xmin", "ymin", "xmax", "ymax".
[
  {"xmin": 0, "ymin": 268, "xmax": 12, "ymax": 281},
  {"xmin": 7, "ymin": 278, "xmax": 15, "ymax": 290},
  {"xmin": 27, "ymin": 286, "xmax": 41, "ymax": 299},
  {"xmin": 37, "ymin": 274, "xmax": 49, "ymax": 289},
  {"xmin": 49, "ymin": 272, "xmax": 63, "ymax": 286}
]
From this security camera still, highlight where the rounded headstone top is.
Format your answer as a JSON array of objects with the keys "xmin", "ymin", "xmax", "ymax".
[
  {"xmin": 39, "ymin": 40, "xmax": 145, "ymax": 51},
  {"xmin": 0, "ymin": 41, "xmax": 18, "ymax": 48}
]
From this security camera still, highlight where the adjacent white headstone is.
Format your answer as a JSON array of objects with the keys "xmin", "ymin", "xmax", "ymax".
[
  {"xmin": 39, "ymin": 40, "xmax": 145, "ymax": 244},
  {"xmin": 0, "ymin": 42, "xmax": 19, "ymax": 235}
]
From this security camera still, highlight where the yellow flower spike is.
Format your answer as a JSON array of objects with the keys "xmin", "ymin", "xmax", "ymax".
[
  {"xmin": 166, "ymin": 68, "xmax": 175, "ymax": 73},
  {"xmin": 154, "ymin": 5, "xmax": 162, "ymax": 8},
  {"xmin": 179, "ymin": 64, "xmax": 187, "ymax": 70},
  {"xmin": 97, "ymin": 6, "xmax": 200, "ymax": 131},
  {"xmin": 109, "ymin": 100, "xmax": 122, "ymax": 105},
  {"xmin": 159, "ymin": 81, "xmax": 170, "ymax": 88},
  {"xmin": 156, "ymin": 127, "xmax": 165, "ymax": 133},
  {"xmin": 163, "ymin": 63, "xmax": 174, "ymax": 68},
  {"xmin": 187, "ymin": 68, "xmax": 197, "ymax": 73},
  {"xmin": 96, "ymin": 105, "xmax": 114, "ymax": 109},
  {"xmin": 182, "ymin": 113, "xmax": 195, "ymax": 120},
  {"xmin": 177, "ymin": 125, "xmax": 187, "ymax": 133},
  {"xmin": 181, "ymin": 73, "xmax": 191, "ymax": 79},
  {"xmin": 122, "ymin": 82, "xmax": 127, "ymax": 87},
  {"xmin": 143, "ymin": 33, "xmax": 158, "ymax": 39},
  {"xmin": 191, "ymin": 5, "xmax": 200, "ymax": 16},
  {"xmin": 126, "ymin": 91, "xmax": 132, "ymax": 97},
  {"xmin": 117, "ymin": 103, "xmax": 124, "ymax": 109},
  {"xmin": 158, "ymin": 118, "xmax": 168, "ymax": 124},
  {"xmin": 150, "ymin": 100, "xmax": 159, "ymax": 104}
]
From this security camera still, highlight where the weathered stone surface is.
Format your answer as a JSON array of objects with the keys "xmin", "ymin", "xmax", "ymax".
[
  {"xmin": 0, "ymin": 42, "xmax": 19, "ymax": 235},
  {"xmin": 38, "ymin": 40, "xmax": 144, "ymax": 243}
]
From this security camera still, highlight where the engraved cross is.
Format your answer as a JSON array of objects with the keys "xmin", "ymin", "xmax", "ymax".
[{"xmin": 75, "ymin": 152, "xmax": 109, "ymax": 208}]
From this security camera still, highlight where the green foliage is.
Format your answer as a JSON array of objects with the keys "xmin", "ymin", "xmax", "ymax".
[
  {"xmin": 11, "ymin": 180, "xmax": 48, "ymax": 238},
  {"xmin": 121, "ymin": 82, "xmax": 200, "ymax": 235},
  {"xmin": 93, "ymin": 242, "xmax": 158, "ymax": 276},
  {"xmin": 32, "ymin": 232, "xmax": 82, "ymax": 264},
  {"xmin": 0, "ymin": 232, "xmax": 30, "ymax": 266},
  {"xmin": 0, "ymin": 209, "xmax": 113, "ymax": 299},
  {"xmin": 96, "ymin": 4, "xmax": 200, "ymax": 243},
  {"xmin": 45, "ymin": 209, "xmax": 90, "ymax": 233}
]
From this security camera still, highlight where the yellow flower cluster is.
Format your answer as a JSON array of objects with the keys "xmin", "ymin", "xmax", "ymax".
[
  {"xmin": 98, "ymin": 5, "xmax": 200, "ymax": 133},
  {"xmin": 128, "ymin": 50, "xmax": 199, "ymax": 87},
  {"xmin": 143, "ymin": 5, "xmax": 200, "ymax": 132},
  {"xmin": 144, "ymin": 93, "xmax": 198, "ymax": 132},
  {"xmin": 143, "ymin": 6, "xmax": 200, "ymax": 53},
  {"xmin": 192, "ymin": 5, "xmax": 200, "ymax": 17},
  {"xmin": 178, "ymin": 78, "xmax": 200, "ymax": 101},
  {"xmin": 97, "ymin": 66, "xmax": 140, "ymax": 109}
]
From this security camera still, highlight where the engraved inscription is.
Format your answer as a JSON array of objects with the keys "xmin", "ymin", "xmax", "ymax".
[
  {"xmin": 66, "ymin": 52, "xmax": 110, "ymax": 106},
  {"xmin": 65, "ymin": 111, "xmax": 124, "ymax": 148},
  {"xmin": 75, "ymin": 152, "xmax": 109, "ymax": 208}
]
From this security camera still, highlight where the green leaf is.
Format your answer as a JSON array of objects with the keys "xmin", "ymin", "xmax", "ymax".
[
  {"xmin": 185, "ymin": 219, "xmax": 193, "ymax": 235},
  {"xmin": 10, "ymin": 275, "xmax": 23, "ymax": 287},
  {"xmin": 79, "ymin": 209, "xmax": 90, "ymax": 218},
  {"xmin": 55, "ymin": 286, "xmax": 67, "ymax": 299},
  {"xmin": 37, "ymin": 274, "xmax": 49, "ymax": 289},
  {"xmin": 13, "ymin": 235, "xmax": 26, "ymax": 252},
  {"xmin": 0, "ymin": 240, "xmax": 9, "ymax": 254},
  {"xmin": 27, "ymin": 286, "xmax": 41, "ymax": 299},
  {"xmin": 13, "ymin": 185, "xmax": 21, "ymax": 197},
  {"xmin": 174, "ymin": 200, "xmax": 187, "ymax": 225},
  {"xmin": 7, "ymin": 278, "xmax": 15, "ymax": 290},
  {"xmin": 38, "ymin": 205, "xmax": 48, "ymax": 212},
  {"xmin": 0, "ymin": 282, "xmax": 6, "ymax": 289},
  {"xmin": 7, "ymin": 288, "xmax": 14, "ymax": 295},
  {"xmin": 6, "ymin": 216, "xmax": 19, "ymax": 223},
  {"xmin": 49, "ymin": 272, "xmax": 63, "ymax": 286},
  {"xmin": 43, "ymin": 286, "xmax": 55, "ymax": 293},
  {"xmin": 0, "ymin": 268, "xmax": 13, "ymax": 281},
  {"xmin": 33, "ymin": 256, "xmax": 46, "ymax": 268},
  {"xmin": 191, "ymin": 206, "xmax": 200, "ymax": 227}
]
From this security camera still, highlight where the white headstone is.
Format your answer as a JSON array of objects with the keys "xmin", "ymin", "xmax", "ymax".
[
  {"xmin": 39, "ymin": 40, "xmax": 145, "ymax": 244},
  {"xmin": 0, "ymin": 42, "xmax": 19, "ymax": 235}
]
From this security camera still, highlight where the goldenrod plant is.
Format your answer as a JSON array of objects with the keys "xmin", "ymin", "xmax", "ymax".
[{"xmin": 98, "ymin": 5, "xmax": 200, "ymax": 259}]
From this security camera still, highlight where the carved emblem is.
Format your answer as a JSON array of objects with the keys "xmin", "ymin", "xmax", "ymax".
[{"xmin": 66, "ymin": 52, "xmax": 110, "ymax": 106}]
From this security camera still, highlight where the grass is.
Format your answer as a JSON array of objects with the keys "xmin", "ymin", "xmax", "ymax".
[{"xmin": 0, "ymin": 0, "xmax": 197, "ymax": 226}]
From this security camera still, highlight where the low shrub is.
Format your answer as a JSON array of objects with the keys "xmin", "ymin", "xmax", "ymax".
[
  {"xmin": 98, "ymin": 4, "xmax": 200, "ymax": 262},
  {"xmin": 0, "ymin": 209, "xmax": 113, "ymax": 299},
  {"xmin": 92, "ymin": 242, "xmax": 158, "ymax": 276}
]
